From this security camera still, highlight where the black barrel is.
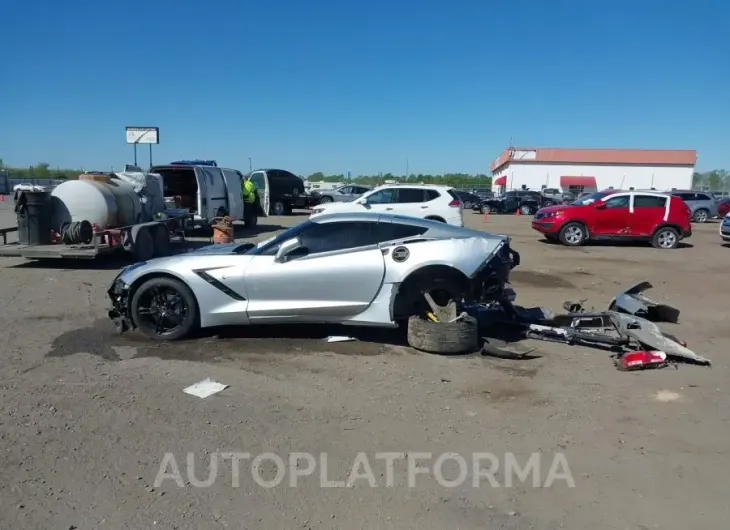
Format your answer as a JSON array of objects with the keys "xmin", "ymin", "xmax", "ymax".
[{"xmin": 15, "ymin": 191, "xmax": 52, "ymax": 245}]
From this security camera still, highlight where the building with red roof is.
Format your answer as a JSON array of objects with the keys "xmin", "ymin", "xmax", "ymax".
[{"xmin": 490, "ymin": 147, "xmax": 696, "ymax": 195}]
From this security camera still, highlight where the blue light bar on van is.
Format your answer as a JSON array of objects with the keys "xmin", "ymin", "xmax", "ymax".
[{"xmin": 170, "ymin": 160, "xmax": 218, "ymax": 167}]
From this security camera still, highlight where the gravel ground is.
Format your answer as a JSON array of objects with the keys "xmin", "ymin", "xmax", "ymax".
[{"xmin": 1, "ymin": 203, "xmax": 729, "ymax": 529}]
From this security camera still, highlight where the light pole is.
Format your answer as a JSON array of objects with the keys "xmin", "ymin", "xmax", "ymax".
[{"xmin": 248, "ymin": 158, "xmax": 252, "ymax": 172}]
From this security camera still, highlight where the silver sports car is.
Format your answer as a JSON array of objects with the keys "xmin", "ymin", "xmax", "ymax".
[{"xmin": 108, "ymin": 212, "xmax": 519, "ymax": 345}]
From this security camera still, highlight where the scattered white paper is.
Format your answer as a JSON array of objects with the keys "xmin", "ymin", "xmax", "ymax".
[
  {"xmin": 183, "ymin": 378, "xmax": 228, "ymax": 399},
  {"xmin": 325, "ymin": 336, "xmax": 356, "ymax": 343}
]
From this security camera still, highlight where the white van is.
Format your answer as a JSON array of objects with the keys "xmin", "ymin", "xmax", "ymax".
[{"xmin": 150, "ymin": 160, "xmax": 245, "ymax": 225}]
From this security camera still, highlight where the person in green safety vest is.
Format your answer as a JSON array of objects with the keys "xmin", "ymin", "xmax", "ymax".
[{"xmin": 241, "ymin": 174, "xmax": 258, "ymax": 227}]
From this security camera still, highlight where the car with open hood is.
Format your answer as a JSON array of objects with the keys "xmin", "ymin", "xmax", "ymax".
[{"xmin": 108, "ymin": 212, "xmax": 519, "ymax": 347}]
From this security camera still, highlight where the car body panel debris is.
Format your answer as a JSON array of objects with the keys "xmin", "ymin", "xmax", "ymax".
[
  {"xmin": 609, "ymin": 281, "xmax": 680, "ymax": 323},
  {"xmin": 615, "ymin": 351, "xmax": 671, "ymax": 371},
  {"xmin": 183, "ymin": 378, "xmax": 228, "ymax": 398}
]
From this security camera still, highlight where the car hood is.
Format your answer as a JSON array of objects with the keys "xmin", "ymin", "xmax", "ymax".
[
  {"xmin": 312, "ymin": 202, "xmax": 355, "ymax": 214},
  {"xmin": 537, "ymin": 204, "xmax": 578, "ymax": 215}
]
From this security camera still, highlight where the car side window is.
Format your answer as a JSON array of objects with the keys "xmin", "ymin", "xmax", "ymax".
[
  {"xmin": 366, "ymin": 189, "xmax": 397, "ymax": 204},
  {"xmin": 339, "ymin": 187, "xmax": 351, "ymax": 194},
  {"xmin": 298, "ymin": 221, "xmax": 377, "ymax": 254},
  {"xmin": 603, "ymin": 196, "xmax": 630, "ymax": 209},
  {"xmin": 396, "ymin": 188, "xmax": 426, "ymax": 203},
  {"xmin": 249, "ymin": 171, "xmax": 266, "ymax": 190},
  {"xmin": 696, "ymin": 193, "xmax": 711, "ymax": 201},
  {"xmin": 675, "ymin": 192, "xmax": 694, "ymax": 201},
  {"xmin": 634, "ymin": 195, "xmax": 667, "ymax": 208},
  {"xmin": 425, "ymin": 189, "xmax": 440, "ymax": 201},
  {"xmin": 374, "ymin": 222, "xmax": 428, "ymax": 243}
]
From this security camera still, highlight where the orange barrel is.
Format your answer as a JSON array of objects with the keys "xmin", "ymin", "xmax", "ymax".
[{"xmin": 212, "ymin": 217, "xmax": 234, "ymax": 244}]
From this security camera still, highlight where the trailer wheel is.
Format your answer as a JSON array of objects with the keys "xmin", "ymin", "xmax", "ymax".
[
  {"xmin": 152, "ymin": 225, "xmax": 171, "ymax": 257},
  {"xmin": 406, "ymin": 315, "xmax": 478, "ymax": 354},
  {"xmin": 133, "ymin": 228, "xmax": 155, "ymax": 262}
]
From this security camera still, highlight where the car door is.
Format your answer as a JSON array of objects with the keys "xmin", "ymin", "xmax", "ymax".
[
  {"xmin": 243, "ymin": 221, "xmax": 385, "ymax": 322},
  {"xmin": 249, "ymin": 171, "xmax": 270, "ymax": 217},
  {"xmin": 503, "ymin": 193, "xmax": 519, "ymax": 213},
  {"xmin": 591, "ymin": 195, "xmax": 631, "ymax": 236},
  {"xmin": 394, "ymin": 187, "xmax": 428, "ymax": 217},
  {"xmin": 629, "ymin": 194, "xmax": 668, "ymax": 236},
  {"xmin": 198, "ymin": 166, "xmax": 229, "ymax": 219},
  {"xmin": 221, "ymin": 169, "xmax": 245, "ymax": 220}
]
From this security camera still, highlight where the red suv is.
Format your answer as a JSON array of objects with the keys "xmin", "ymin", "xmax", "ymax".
[{"xmin": 531, "ymin": 190, "xmax": 692, "ymax": 249}]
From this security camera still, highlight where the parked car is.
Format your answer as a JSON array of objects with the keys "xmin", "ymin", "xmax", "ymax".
[
  {"xmin": 669, "ymin": 190, "xmax": 719, "ymax": 223},
  {"xmin": 310, "ymin": 184, "xmax": 372, "ymax": 205},
  {"xmin": 310, "ymin": 184, "xmax": 464, "ymax": 226},
  {"xmin": 542, "ymin": 188, "xmax": 575, "ymax": 204},
  {"xmin": 244, "ymin": 169, "xmax": 307, "ymax": 216},
  {"xmin": 720, "ymin": 213, "xmax": 730, "ymax": 242},
  {"xmin": 452, "ymin": 190, "xmax": 481, "ymax": 210},
  {"xmin": 532, "ymin": 190, "xmax": 692, "ymax": 249},
  {"xmin": 472, "ymin": 188, "xmax": 494, "ymax": 200},
  {"xmin": 716, "ymin": 197, "xmax": 730, "ymax": 218},
  {"xmin": 107, "ymin": 212, "xmax": 519, "ymax": 347},
  {"xmin": 474, "ymin": 190, "xmax": 555, "ymax": 215}
]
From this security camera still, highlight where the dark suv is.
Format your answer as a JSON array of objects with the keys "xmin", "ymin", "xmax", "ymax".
[{"xmin": 474, "ymin": 190, "xmax": 556, "ymax": 215}]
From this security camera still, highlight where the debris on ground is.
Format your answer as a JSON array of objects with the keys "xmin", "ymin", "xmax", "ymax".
[
  {"xmin": 466, "ymin": 280, "xmax": 710, "ymax": 368},
  {"xmin": 608, "ymin": 281, "xmax": 680, "ymax": 323},
  {"xmin": 183, "ymin": 378, "xmax": 229, "ymax": 398},
  {"xmin": 325, "ymin": 336, "xmax": 357, "ymax": 343}
]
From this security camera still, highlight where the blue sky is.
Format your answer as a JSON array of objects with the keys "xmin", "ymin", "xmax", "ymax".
[{"xmin": 2, "ymin": 0, "xmax": 727, "ymax": 175}]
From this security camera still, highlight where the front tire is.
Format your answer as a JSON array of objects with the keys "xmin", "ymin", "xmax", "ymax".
[
  {"xmin": 131, "ymin": 277, "xmax": 198, "ymax": 341},
  {"xmin": 651, "ymin": 227, "xmax": 679, "ymax": 249},
  {"xmin": 318, "ymin": 196, "xmax": 333, "ymax": 204},
  {"xmin": 558, "ymin": 222, "xmax": 586, "ymax": 246},
  {"xmin": 519, "ymin": 204, "xmax": 532, "ymax": 215}
]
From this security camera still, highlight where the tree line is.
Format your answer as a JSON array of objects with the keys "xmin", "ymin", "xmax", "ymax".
[
  {"xmin": 2, "ymin": 159, "xmax": 728, "ymax": 191},
  {"xmin": 305, "ymin": 172, "xmax": 493, "ymax": 188},
  {"xmin": 692, "ymin": 170, "xmax": 730, "ymax": 191}
]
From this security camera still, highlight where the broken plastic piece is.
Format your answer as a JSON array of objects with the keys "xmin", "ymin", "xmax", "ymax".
[
  {"xmin": 609, "ymin": 281, "xmax": 680, "ymax": 323},
  {"xmin": 615, "ymin": 351, "xmax": 670, "ymax": 371},
  {"xmin": 325, "ymin": 336, "xmax": 356, "ymax": 343},
  {"xmin": 183, "ymin": 378, "xmax": 228, "ymax": 399}
]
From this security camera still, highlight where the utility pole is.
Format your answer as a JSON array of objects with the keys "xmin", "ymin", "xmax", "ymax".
[
  {"xmin": 248, "ymin": 158, "xmax": 252, "ymax": 172},
  {"xmin": 406, "ymin": 159, "xmax": 409, "ymax": 179}
]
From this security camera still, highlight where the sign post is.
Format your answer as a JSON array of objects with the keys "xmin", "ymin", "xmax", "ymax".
[{"xmin": 125, "ymin": 127, "xmax": 160, "ymax": 169}]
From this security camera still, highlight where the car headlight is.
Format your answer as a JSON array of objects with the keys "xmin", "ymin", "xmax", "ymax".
[{"xmin": 311, "ymin": 208, "xmax": 325, "ymax": 215}]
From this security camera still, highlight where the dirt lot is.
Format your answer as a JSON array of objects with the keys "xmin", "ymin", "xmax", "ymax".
[{"xmin": 1, "ymin": 204, "xmax": 729, "ymax": 529}]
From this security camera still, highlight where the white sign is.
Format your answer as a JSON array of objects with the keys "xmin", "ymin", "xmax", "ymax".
[{"xmin": 126, "ymin": 126, "xmax": 159, "ymax": 144}]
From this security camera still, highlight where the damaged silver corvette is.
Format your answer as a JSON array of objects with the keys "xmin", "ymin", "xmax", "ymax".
[{"xmin": 108, "ymin": 212, "xmax": 519, "ymax": 344}]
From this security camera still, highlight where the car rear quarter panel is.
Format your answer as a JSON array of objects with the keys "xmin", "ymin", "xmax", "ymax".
[{"xmin": 381, "ymin": 238, "xmax": 505, "ymax": 284}]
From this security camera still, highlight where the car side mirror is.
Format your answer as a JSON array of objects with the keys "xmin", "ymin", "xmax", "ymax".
[
  {"xmin": 274, "ymin": 237, "xmax": 302, "ymax": 263},
  {"xmin": 594, "ymin": 202, "xmax": 606, "ymax": 210},
  {"xmin": 355, "ymin": 197, "xmax": 367, "ymax": 205}
]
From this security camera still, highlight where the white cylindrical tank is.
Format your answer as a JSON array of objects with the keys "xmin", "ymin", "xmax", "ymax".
[{"xmin": 50, "ymin": 176, "xmax": 143, "ymax": 231}]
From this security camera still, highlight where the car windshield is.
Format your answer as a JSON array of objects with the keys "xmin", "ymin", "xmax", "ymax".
[
  {"xmin": 240, "ymin": 221, "xmax": 315, "ymax": 254},
  {"xmin": 572, "ymin": 191, "xmax": 611, "ymax": 205}
]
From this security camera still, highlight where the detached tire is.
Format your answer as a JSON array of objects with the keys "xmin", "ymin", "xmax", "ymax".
[{"xmin": 407, "ymin": 315, "xmax": 478, "ymax": 354}]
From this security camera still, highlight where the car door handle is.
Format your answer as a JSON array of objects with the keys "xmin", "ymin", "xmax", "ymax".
[
  {"xmin": 385, "ymin": 207, "xmax": 394, "ymax": 210},
  {"xmin": 420, "ymin": 205, "xmax": 428, "ymax": 209}
]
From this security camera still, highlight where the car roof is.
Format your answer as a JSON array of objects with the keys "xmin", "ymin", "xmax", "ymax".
[
  {"xmin": 311, "ymin": 211, "xmax": 507, "ymax": 241},
  {"xmin": 374, "ymin": 183, "xmax": 453, "ymax": 190}
]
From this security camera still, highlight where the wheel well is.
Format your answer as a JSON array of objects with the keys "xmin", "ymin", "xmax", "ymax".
[
  {"xmin": 425, "ymin": 216, "xmax": 446, "ymax": 223},
  {"xmin": 127, "ymin": 272, "xmax": 201, "ymax": 326},
  {"xmin": 652, "ymin": 223, "xmax": 681, "ymax": 236},
  {"xmin": 391, "ymin": 265, "xmax": 469, "ymax": 320}
]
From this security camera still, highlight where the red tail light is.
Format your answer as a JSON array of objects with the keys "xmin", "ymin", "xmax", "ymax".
[{"xmin": 448, "ymin": 199, "xmax": 462, "ymax": 208}]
